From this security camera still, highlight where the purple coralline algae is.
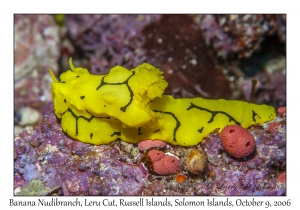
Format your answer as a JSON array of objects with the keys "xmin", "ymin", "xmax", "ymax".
[
  {"xmin": 14, "ymin": 110, "xmax": 286, "ymax": 196},
  {"xmin": 195, "ymin": 14, "xmax": 286, "ymax": 59},
  {"xmin": 14, "ymin": 113, "xmax": 148, "ymax": 196},
  {"xmin": 65, "ymin": 14, "xmax": 160, "ymax": 74}
]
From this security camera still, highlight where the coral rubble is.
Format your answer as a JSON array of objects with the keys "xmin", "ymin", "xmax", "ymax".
[
  {"xmin": 14, "ymin": 109, "xmax": 286, "ymax": 195},
  {"xmin": 14, "ymin": 14, "xmax": 60, "ymax": 134}
]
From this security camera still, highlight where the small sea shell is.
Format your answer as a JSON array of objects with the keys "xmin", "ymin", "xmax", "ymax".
[{"xmin": 185, "ymin": 149, "xmax": 208, "ymax": 174}]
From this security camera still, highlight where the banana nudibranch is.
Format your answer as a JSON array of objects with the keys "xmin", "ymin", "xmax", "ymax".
[{"xmin": 49, "ymin": 58, "xmax": 276, "ymax": 146}]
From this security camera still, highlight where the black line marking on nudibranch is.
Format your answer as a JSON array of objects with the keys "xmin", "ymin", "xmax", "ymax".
[
  {"xmin": 61, "ymin": 81, "xmax": 65, "ymax": 83},
  {"xmin": 96, "ymin": 71, "xmax": 135, "ymax": 112},
  {"xmin": 138, "ymin": 127, "xmax": 142, "ymax": 135},
  {"xmin": 153, "ymin": 129, "xmax": 160, "ymax": 133},
  {"xmin": 153, "ymin": 110, "xmax": 180, "ymax": 142},
  {"xmin": 90, "ymin": 133, "xmax": 93, "ymax": 140},
  {"xmin": 252, "ymin": 110, "xmax": 261, "ymax": 122},
  {"xmin": 198, "ymin": 127, "xmax": 204, "ymax": 133},
  {"xmin": 187, "ymin": 103, "xmax": 240, "ymax": 125},
  {"xmin": 64, "ymin": 99, "xmax": 66, "ymax": 103},
  {"xmin": 62, "ymin": 108, "xmax": 111, "ymax": 136},
  {"xmin": 85, "ymin": 109, "xmax": 110, "ymax": 119},
  {"xmin": 80, "ymin": 96, "xmax": 85, "ymax": 100},
  {"xmin": 111, "ymin": 131, "xmax": 121, "ymax": 137},
  {"xmin": 76, "ymin": 76, "xmax": 80, "ymax": 78}
]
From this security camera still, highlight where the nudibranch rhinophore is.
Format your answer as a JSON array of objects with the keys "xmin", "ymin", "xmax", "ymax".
[{"xmin": 49, "ymin": 58, "xmax": 276, "ymax": 146}]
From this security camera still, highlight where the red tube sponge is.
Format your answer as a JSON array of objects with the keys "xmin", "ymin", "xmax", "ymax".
[
  {"xmin": 138, "ymin": 140, "xmax": 166, "ymax": 151},
  {"xmin": 148, "ymin": 149, "xmax": 165, "ymax": 162},
  {"xmin": 146, "ymin": 149, "xmax": 180, "ymax": 175},
  {"xmin": 278, "ymin": 172, "xmax": 286, "ymax": 183},
  {"xmin": 220, "ymin": 125, "xmax": 256, "ymax": 159},
  {"xmin": 153, "ymin": 155, "xmax": 180, "ymax": 175},
  {"xmin": 268, "ymin": 122, "xmax": 280, "ymax": 133},
  {"xmin": 277, "ymin": 107, "xmax": 286, "ymax": 116}
]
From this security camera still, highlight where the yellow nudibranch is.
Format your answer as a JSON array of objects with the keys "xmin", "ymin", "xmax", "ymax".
[{"xmin": 49, "ymin": 58, "xmax": 276, "ymax": 146}]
